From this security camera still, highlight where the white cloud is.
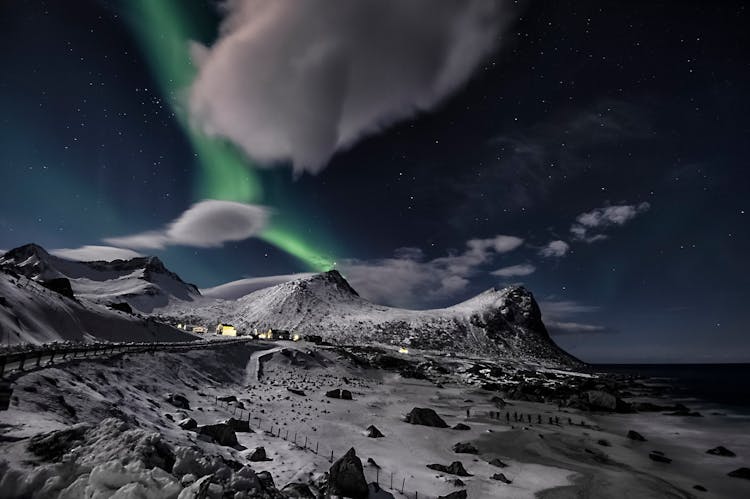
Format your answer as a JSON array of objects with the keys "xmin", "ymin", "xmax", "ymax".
[
  {"xmin": 189, "ymin": 0, "xmax": 513, "ymax": 174},
  {"xmin": 539, "ymin": 299, "xmax": 614, "ymax": 335},
  {"xmin": 571, "ymin": 202, "xmax": 650, "ymax": 242},
  {"xmin": 491, "ymin": 263, "xmax": 536, "ymax": 277},
  {"xmin": 340, "ymin": 234, "xmax": 523, "ymax": 307},
  {"xmin": 49, "ymin": 245, "xmax": 144, "ymax": 262},
  {"xmin": 202, "ymin": 273, "xmax": 315, "ymax": 300},
  {"xmin": 539, "ymin": 240, "xmax": 570, "ymax": 258},
  {"xmin": 104, "ymin": 200, "xmax": 270, "ymax": 250}
]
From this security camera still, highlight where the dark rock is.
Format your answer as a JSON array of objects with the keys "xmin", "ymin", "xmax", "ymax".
[
  {"xmin": 452, "ymin": 423, "xmax": 471, "ymax": 431},
  {"xmin": 452, "ymin": 479, "xmax": 465, "ymax": 486},
  {"xmin": 366, "ymin": 425, "xmax": 384, "ymax": 438},
  {"xmin": 287, "ymin": 387, "xmax": 306, "ymax": 396},
  {"xmin": 177, "ymin": 417, "xmax": 197, "ymax": 430},
  {"xmin": 281, "ymin": 482, "xmax": 315, "ymax": 498},
  {"xmin": 249, "ymin": 446, "xmax": 269, "ymax": 461},
  {"xmin": 627, "ymin": 430, "xmax": 646, "ymax": 441},
  {"xmin": 438, "ymin": 490, "xmax": 467, "ymax": 499},
  {"xmin": 728, "ymin": 467, "xmax": 750, "ymax": 480},
  {"xmin": 649, "ymin": 452, "xmax": 672, "ymax": 463},
  {"xmin": 406, "ymin": 407, "xmax": 448, "ymax": 428},
  {"xmin": 490, "ymin": 396, "xmax": 507, "ymax": 407},
  {"xmin": 341, "ymin": 389, "xmax": 353, "ymax": 400},
  {"xmin": 706, "ymin": 446, "xmax": 735, "ymax": 457},
  {"xmin": 224, "ymin": 417, "xmax": 253, "ymax": 433},
  {"xmin": 488, "ymin": 458, "xmax": 508, "ymax": 468},
  {"xmin": 197, "ymin": 423, "xmax": 237, "ymax": 447},
  {"xmin": 427, "ymin": 461, "xmax": 471, "ymax": 477},
  {"xmin": 40, "ymin": 278, "xmax": 75, "ymax": 299},
  {"xmin": 165, "ymin": 393, "xmax": 190, "ymax": 410},
  {"xmin": 597, "ymin": 439, "xmax": 611, "ymax": 447},
  {"xmin": 217, "ymin": 395, "xmax": 237, "ymax": 403},
  {"xmin": 329, "ymin": 448, "xmax": 368, "ymax": 499},
  {"xmin": 27, "ymin": 423, "xmax": 91, "ymax": 461},
  {"xmin": 491, "ymin": 473, "xmax": 512, "ymax": 484},
  {"xmin": 366, "ymin": 457, "xmax": 380, "ymax": 469},
  {"xmin": 693, "ymin": 485, "xmax": 707, "ymax": 492},
  {"xmin": 451, "ymin": 442, "xmax": 478, "ymax": 454},
  {"xmin": 367, "ymin": 482, "xmax": 395, "ymax": 499},
  {"xmin": 108, "ymin": 302, "xmax": 133, "ymax": 314},
  {"xmin": 257, "ymin": 471, "xmax": 275, "ymax": 490}
]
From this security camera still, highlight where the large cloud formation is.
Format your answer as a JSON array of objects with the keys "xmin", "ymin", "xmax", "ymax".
[
  {"xmin": 339, "ymin": 235, "xmax": 523, "ymax": 307},
  {"xmin": 105, "ymin": 200, "xmax": 270, "ymax": 249},
  {"xmin": 189, "ymin": 0, "xmax": 512, "ymax": 174}
]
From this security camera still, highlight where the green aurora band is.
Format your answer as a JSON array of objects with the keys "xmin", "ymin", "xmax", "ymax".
[{"xmin": 121, "ymin": 0, "xmax": 336, "ymax": 272}]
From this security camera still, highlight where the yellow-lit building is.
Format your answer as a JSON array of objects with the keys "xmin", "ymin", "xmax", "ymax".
[
  {"xmin": 216, "ymin": 323, "xmax": 238, "ymax": 336},
  {"xmin": 192, "ymin": 326, "xmax": 207, "ymax": 334}
]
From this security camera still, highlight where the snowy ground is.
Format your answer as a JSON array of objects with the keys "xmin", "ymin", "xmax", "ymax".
[{"xmin": 1, "ymin": 341, "xmax": 749, "ymax": 498}]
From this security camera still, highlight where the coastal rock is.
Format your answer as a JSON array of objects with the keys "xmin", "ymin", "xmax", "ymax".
[
  {"xmin": 438, "ymin": 491, "xmax": 467, "ymax": 499},
  {"xmin": 223, "ymin": 417, "xmax": 252, "ymax": 433},
  {"xmin": 249, "ymin": 446, "xmax": 269, "ymax": 461},
  {"xmin": 649, "ymin": 451, "xmax": 672, "ymax": 463},
  {"xmin": 488, "ymin": 458, "xmax": 508, "ymax": 468},
  {"xmin": 706, "ymin": 446, "xmax": 735, "ymax": 457},
  {"xmin": 451, "ymin": 442, "xmax": 478, "ymax": 454},
  {"xmin": 366, "ymin": 425, "xmax": 384, "ymax": 438},
  {"xmin": 452, "ymin": 423, "xmax": 471, "ymax": 431},
  {"xmin": 427, "ymin": 462, "xmax": 471, "ymax": 477},
  {"xmin": 281, "ymin": 482, "xmax": 316, "ymax": 498},
  {"xmin": 491, "ymin": 472, "xmax": 512, "ymax": 484},
  {"xmin": 406, "ymin": 407, "xmax": 448, "ymax": 428},
  {"xmin": 287, "ymin": 387, "xmax": 306, "ymax": 396},
  {"xmin": 627, "ymin": 430, "xmax": 647, "ymax": 442},
  {"xmin": 728, "ymin": 467, "xmax": 750, "ymax": 480},
  {"xmin": 178, "ymin": 417, "xmax": 197, "ymax": 430}
]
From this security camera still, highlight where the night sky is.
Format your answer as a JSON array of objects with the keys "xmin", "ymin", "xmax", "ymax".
[{"xmin": 1, "ymin": 0, "xmax": 748, "ymax": 363}]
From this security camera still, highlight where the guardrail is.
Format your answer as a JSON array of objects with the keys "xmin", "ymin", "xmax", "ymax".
[{"xmin": 0, "ymin": 337, "xmax": 260, "ymax": 379}]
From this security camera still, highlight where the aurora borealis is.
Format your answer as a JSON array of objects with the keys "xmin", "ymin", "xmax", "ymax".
[
  {"xmin": 2, "ymin": 0, "xmax": 749, "ymax": 362},
  {"xmin": 122, "ymin": 0, "xmax": 336, "ymax": 272}
]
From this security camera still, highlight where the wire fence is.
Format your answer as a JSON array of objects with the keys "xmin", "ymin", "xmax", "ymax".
[{"xmin": 211, "ymin": 394, "xmax": 435, "ymax": 499}]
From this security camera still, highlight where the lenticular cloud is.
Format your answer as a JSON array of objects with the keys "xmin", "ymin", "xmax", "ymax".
[{"xmin": 189, "ymin": 0, "xmax": 513, "ymax": 174}]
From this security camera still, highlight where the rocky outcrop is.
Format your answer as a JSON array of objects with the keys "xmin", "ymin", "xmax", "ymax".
[
  {"xmin": 707, "ymin": 446, "xmax": 735, "ymax": 457},
  {"xmin": 406, "ymin": 407, "xmax": 448, "ymax": 428},
  {"xmin": 196, "ymin": 423, "xmax": 238, "ymax": 447},
  {"xmin": 366, "ymin": 425, "xmax": 384, "ymax": 438},
  {"xmin": 627, "ymin": 430, "xmax": 646, "ymax": 442},
  {"xmin": 728, "ymin": 468, "xmax": 750, "ymax": 480},
  {"xmin": 451, "ymin": 442, "xmax": 478, "ymax": 454},
  {"xmin": 248, "ymin": 446, "xmax": 269, "ymax": 462},
  {"xmin": 165, "ymin": 393, "xmax": 190, "ymax": 410},
  {"xmin": 326, "ymin": 388, "xmax": 352, "ymax": 400},
  {"xmin": 178, "ymin": 417, "xmax": 197, "ymax": 430},
  {"xmin": 328, "ymin": 448, "xmax": 368, "ymax": 499},
  {"xmin": 427, "ymin": 462, "xmax": 471, "ymax": 477}
]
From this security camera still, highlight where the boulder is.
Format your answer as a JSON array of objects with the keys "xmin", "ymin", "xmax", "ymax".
[
  {"xmin": 109, "ymin": 302, "xmax": 133, "ymax": 314},
  {"xmin": 257, "ymin": 471, "xmax": 276, "ymax": 490},
  {"xmin": 166, "ymin": 393, "xmax": 190, "ymax": 410},
  {"xmin": 491, "ymin": 473, "xmax": 512, "ymax": 484},
  {"xmin": 626, "ymin": 430, "xmax": 646, "ymax": 442},
  {"xmin": 223, "ymin": 418, "xmax": 252, "ymax": 433},
  {"xmin": 649, "ymin": 452, "xmax": 672, "ymax": 463},
  {"xmin": 229, "ymin": 466, "xmax": 261, "ymax": 492},
  {"xmin": 249, "ymin": 446, "xmax": 269, "ymax": 462},
  {"xmin": 178, "ymin": 418, "xmax": 197, "ymax": 430},
  {"xmin": 597, "ymin": 439, "xmax": 611, "ymax": 447},
  {"xmin": 706, "ymin": 446, "xmax": 735, "ymax": 457},
  {"xmin": 693, "ymin": 485, "xmax": 707, "ymax": 492},
  {"xmin": 329, "ymin": 448, "xmax": 368, "ymax": 499},
  {"xmin": 27, "ymin": 423, "xmax": 91, "ymax": 461},
  {"xmin": 451, "ymin": 442, "xmax": 478, "ymax": 454},
  {"xmin": 341, "ymin": 389, "xmax": 353, "ymax": 400},
  {"xmin": 326, "ymin": 388, "xmax": 353, "ymax": 400},
  {"xmin": 728, "ymin": 467, "xmax": 750, "ymax": 480},
  {"xmin": 40, "ymin": 278, "xmax": 75, "ymax": 299},
  {"xmin": 287, "ymin": 387, "xmax": 306, "ymax": 396},
  {"xmin": 488, "ymin": 458, "xmax": 508, "ymax": 468},
  {"xmin": 281, "ymin": 482, "xmax": 315, "ymax": 498},
  {"xmin": 426, "ymin": 462, "xmax": 471, "ymax": 477},
  {"xmin": 406, "ymin": 407, "xmax": 448, "ymax": 428},
  {"xmin": 368, "ymin": 482, "xmax": 396, "ymax": 499},
  {"xmin": 197, "ymin": 423, "xmax": 238, "ymax": 447},
  {"xmin": 438, "ymin": 491, "xmax": 467, "ymax": 499},
  {"xmin": 490, "ymin": 396, "xmax": 507, "ymax": 408},
  {"xmin": 217, "ymin": 395, "xmax": 237, "ymax": 403},
  {"xmin": 452, "ymin": 423, "xmax": 471, "ymax": 431},
  {"xmin": 366, "ymin": 425, "xmax": 384, "ymax": 438}
]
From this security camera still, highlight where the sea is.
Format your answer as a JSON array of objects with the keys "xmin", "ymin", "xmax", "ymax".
[{"xmin": 595, "ymin": 363, "xmax": 750, "ymax": 416}]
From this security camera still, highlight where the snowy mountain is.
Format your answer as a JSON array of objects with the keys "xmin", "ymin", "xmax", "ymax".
[
  {"xmin": 163, "ymin": 270, "xmax": 579, "ymax": 366},
  {"xmin": 0, "ymin": 243, "xmax": 200, "ymax": 313}
]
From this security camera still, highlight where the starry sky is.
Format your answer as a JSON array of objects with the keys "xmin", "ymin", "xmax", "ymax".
[{"xmin": 1, "ymin": 0, "xmax": 748, "ymax": 363}]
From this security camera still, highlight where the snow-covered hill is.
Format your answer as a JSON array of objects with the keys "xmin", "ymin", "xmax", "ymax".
[
  {"xmin": 0, "ymin": 243, "xmax": 200, "ymax": 312},
  {"xmin": 0, "ymin": 267, "xmax": 192, "ymax": 345},
  {"xmin": 163, "ymin": 270, "xmax": 579, "ymax": 366}
]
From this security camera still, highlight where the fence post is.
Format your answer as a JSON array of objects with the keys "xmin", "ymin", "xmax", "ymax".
[
  {"xmin": 18, "ymin": 353, "xmax": 25, "ymax": 371},
  {"xmin": 330, "ymin": 450, "xmax": 334, "ymax": 463},
  {"xmin": 35, "ymin": 353, "xmax": 42, "ymax": 368},
  {"xmin": 390, "ymin": 473, "xmax": 393, "ymax": 489},
  {"xmin": 376, "ymin": 468, "xmax": 379, "ymax": 485},
  {"xmin": 401, "ymin": 478, "xmax": 405, "ymax": 493},
  {"xmin": 293, "ymin": 432, "xmax": 297, "ymax": 445},
  {"xmin": 304, "ymin": 436, "xmax": 307, "ymax": 449},
  {"xmin": 315, "ymin": 442, "xmax": 319, "ymax": 454}
]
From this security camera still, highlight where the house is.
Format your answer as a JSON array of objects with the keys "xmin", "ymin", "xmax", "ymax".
[
  {"xmin": 216, "ymin": 323, "xmax": 238, "ymax": 336},
  {"xmin": 192, "ymin": 326, "xmax": 207, "ymax": 334}
]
